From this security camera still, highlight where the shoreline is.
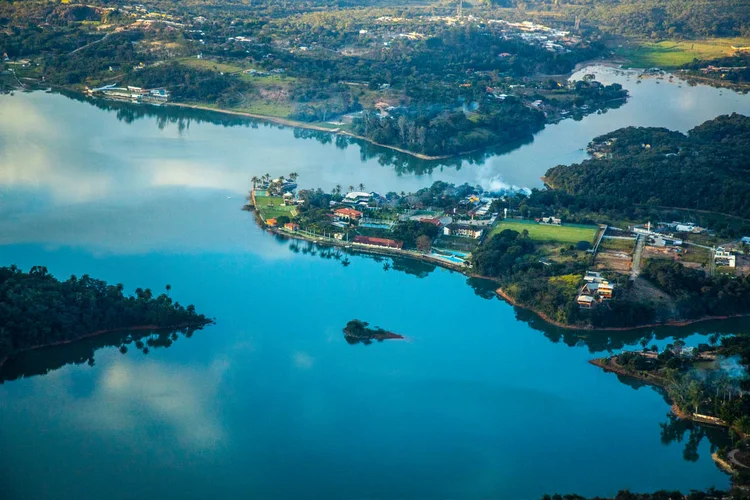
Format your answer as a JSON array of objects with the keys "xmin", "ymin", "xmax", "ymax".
[
  {"xmin": 266, "ymin": 220, "xmax": 749, "ymax": 332},
  {"xmin": 166, "ymin": 102, "xmax": 454, "ymax": 161},
  {"xmin": 589, "ymin": 358, "xmax": 737, "ymax": 432},
  {"xmin": 496, "ymin": 287, "xmax": 750, "ymax": 332},
  {"xmin": 0, "ymin": 321, "xmax": 211, "ymax": 371}
]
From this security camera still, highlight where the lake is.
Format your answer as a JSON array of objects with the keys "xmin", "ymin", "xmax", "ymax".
[{"xmin": 1, "ymin": 66, "xmax": 749, "ymax": 499}]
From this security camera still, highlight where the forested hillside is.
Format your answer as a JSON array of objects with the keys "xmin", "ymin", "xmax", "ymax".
[{"xmin": 544, "ymin": 113, "xmax": 750, "ymax": 220}]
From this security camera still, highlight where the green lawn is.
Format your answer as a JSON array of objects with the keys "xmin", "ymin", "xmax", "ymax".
[
  {"xmin": 490, "ymin": 220, "xmax": 598, "ymax": 245},
  {"xmin": 616, "ymin": 38, "xmax": 750, "ymax": 68},
  {"xmin": 254, "ymin": 196, "xmax": 297, "ymax": 220}
]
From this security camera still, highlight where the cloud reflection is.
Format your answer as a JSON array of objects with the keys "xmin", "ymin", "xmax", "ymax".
[{"xmin": 64, "ymin": 356, "xmax": 225, "ymax": 452}]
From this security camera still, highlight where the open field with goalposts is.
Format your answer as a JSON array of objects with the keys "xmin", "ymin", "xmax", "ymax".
[
  {"xmin": 490, "ymin": 220, "xmax": 598, "ymax": 245},
  {"xmin": 254, "ymin": 195, "xmax": 297, "ymax": 221}
]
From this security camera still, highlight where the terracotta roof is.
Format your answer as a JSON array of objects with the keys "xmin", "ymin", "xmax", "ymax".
[
  {"xmin": 335, "ymin": 208, "xmax": 363, "ymax": 218},
  {"xmin": 420, "ymin": 218, "xmax": 442, "ymax": 226},
  {"xmin": 353, "ymin": 236, "xmax": 403, "ymax": 249}
]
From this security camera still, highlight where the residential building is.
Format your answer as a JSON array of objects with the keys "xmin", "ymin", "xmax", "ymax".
[
  {"xmin": 284, "ymin": 222, "xmax": 300, "ymax": 232},
  {"xmin": 715, "ymin": 247, "xmax": 736, "ymax": 268},
  {"xmin": 598, "ymin": 281, "xmax": 614, "ymax": 299},
  {"xmin": 444, "ymin": 224, "xmax": 483, "ymax": 239},
  {"xmin": 266, "ymin": 218, "xmax": 278, "ymax": 227},
  {"xmin": 577, "ymin": 295, "xmax": 595, "ymax": 308},
  {"xmin": 334, "ymin": 208, "xmax": 363, "ymax": 221}
]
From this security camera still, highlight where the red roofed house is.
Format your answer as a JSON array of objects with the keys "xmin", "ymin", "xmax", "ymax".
[
  {"xmin": 353, "ymin": 236, "xmax": 403, "ymax": 249},
  {"xmin": 284, "ymin": 222, "xmax": 300, "ymax": 232},
  {"xmin": 266, "ymin": 218, "xmax": 278, "ymax": 227},
  {"xmin": 334, "ymin": 208, "xmax": 363, "ymax": 221},
  {"xmin": 419, "ymin": 217, "xmax": 442, "ymax": 227}
]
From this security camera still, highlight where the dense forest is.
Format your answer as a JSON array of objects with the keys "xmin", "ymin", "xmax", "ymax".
[
  {"xmin": 0, "ymin": 265, "xmax": 210, "ymax": 362},
  {"xmin": 544, "ymin": 114, "xmax": 750, "ymax": 220}
]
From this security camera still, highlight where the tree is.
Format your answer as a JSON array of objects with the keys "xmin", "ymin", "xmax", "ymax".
[
  {"xmin": 416, "ymin": 234, "xmax": 432, "ymax": 252},
  {"xmin": 165, "ymin": 284, "xmax": 171, "ymax": 296}
]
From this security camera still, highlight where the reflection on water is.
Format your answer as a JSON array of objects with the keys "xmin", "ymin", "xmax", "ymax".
[
  {"xmin": 0, "ymin": 326, "xmax": 207, "ymax": 383},
  {"xmin": 2, "ymin": 71, "xmax": 749, "ymax": 498}
]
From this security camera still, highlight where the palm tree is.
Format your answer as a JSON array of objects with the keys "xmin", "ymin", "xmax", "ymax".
[
  {"xmin": 335, "ymin": 184, "xmax": 342, "ymax": 195},
  {"xmin": 348, "ymin": 185, "xmax": 354, "ymax": 193},
  {"xmin": 358, "ymin": 183, "xmax": 365, "ymax": 191},
  {"xmin": 251, "ymin": 176, "xmax": 259, "ymax": 189},
  {"xmin": 165, "ymin": 284, "xmax": 171, "ymax": 296},
  {"xmin": 289, "ymin": 172, "xmax": 299, "ymax": 181}
]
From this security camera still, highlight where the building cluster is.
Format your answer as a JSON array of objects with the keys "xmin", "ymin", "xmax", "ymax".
[
  {"xmin": 87, "ymin": 84, "xmax": 169, "ymax": 104},
  {"xmin": 577, "ymin": 271, "xmax": 615, "ymax": 308}
]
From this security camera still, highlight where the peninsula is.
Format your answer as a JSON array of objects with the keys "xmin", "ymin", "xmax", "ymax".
[
  {"xmin": 590, "ymin": 333, "xmax": 750, "ymax": 487},
  {"xmin": 248, "ymin": 114, "xmax": 750, "ymax": 331},
  {"xmin": 0, "ymin": 265, "xmax": 211, "ymax": 368}
]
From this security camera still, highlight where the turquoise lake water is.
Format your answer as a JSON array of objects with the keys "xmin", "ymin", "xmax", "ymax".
[{"xmin": 1, "ymin": 66, "xmax": 749, "ymax": 499}]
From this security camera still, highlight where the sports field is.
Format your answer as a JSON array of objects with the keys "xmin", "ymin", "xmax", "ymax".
[
  {"xmin": 490, "ymin": 220, "xmax": 598, "ymax": 245},
  {"xmin": 254, "ymin": 196, "xmax": 297, "ymax": 220}
]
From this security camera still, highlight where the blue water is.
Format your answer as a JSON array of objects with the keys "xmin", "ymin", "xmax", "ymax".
[{"xmin": 1, "ymin": 72, "xmax": 748, "ymax": 498}]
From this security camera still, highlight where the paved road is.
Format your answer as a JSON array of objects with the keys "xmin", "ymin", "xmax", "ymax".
[{"xmin": 630, "ymin": 234, "xmax": 645, "ymax": 281}]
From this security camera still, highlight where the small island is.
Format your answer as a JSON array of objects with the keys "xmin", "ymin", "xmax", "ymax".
[
  {"xmin": 249, "ymin": 114, "xmax": 750, "ymax": 331},
  {"xmin": 343, "ymin": 319, "xmax": 404, "ymax": 345},
  {"xmin": 0, "ymin": 265, "xmax": 211, "ymax": 367}
]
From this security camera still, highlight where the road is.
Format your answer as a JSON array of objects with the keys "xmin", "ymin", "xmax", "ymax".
[{"xmin": 630, "ymin": 234, "xmax": 645, "ymax": 281}]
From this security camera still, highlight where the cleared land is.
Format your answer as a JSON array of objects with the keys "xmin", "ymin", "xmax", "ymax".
[
  {"xmin": 491, "ymin": 220, "xmax": 598, "ymax": 245},
  {"xmin": 254, "ymin": 196, "xmax": 297, "ymax": 220},
  {"xmin": 617, "ymin": 38, "xmax": 750, "ymax": 68},
  {"xmin": 599, "ymin": 237, "xmax": 636, "ymax": 253}
]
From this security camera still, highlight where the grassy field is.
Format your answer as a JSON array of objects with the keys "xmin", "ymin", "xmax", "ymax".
[
  {"xmin": 680, "ymin": 246, "xmax": 711, "ymax": 265},
  {"xmin": 617, "ymin": 38, "xmax": 750, "ymax": 68},
  {"xmin": 254, "ymin": 196, "xmax": 297, "ymax": 220},
  {"xmin": 178, "ymin": 57, "xmax": 244, "ymax": 74},
  {"xmin": 490, "ymin": 220, "xmax": 598, "ymax": 245},
  {"xmin": 600, "ymin": 237, "xmax": 636, "ymax": 253}
]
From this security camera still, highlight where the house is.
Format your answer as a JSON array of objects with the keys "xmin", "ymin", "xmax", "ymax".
[
  {"xmin": 353, "ymin": 235, "xmax": 403, "ymax": 249},
  {"xmin": 598, "ymin": 281, "xmax": 614, "ymax": 299},
  {"xmin": 343, "ymin": 192, "xmax": 371, "ymax": 205},
  {"xmin": 444, "ymin": 224, "xmax": 483, "ymax": 239},
  {"xmin": 577, "ymin": 295, "xmax": 595, "ymax": 308},
  {"xmin": 715, "ymin": 247, "xmax": 736, "ymax": 268},
  {"xmin": 266, "ymin": 218, "xmax": 278, "ymax": 227},
  {"xmin": 584, "ymin": 271, "xmax": 603, "ymax": 283},
  {"xmin": 419, "ymin": 217, "xmax": 443, "ymax": 227},
  {"xmin": 284, "ymin": 222, "xmax": 300, "ymax": 232},
  {"xmin": 334, "ymin": 208, "xmax": 363, "ymax": 221}
]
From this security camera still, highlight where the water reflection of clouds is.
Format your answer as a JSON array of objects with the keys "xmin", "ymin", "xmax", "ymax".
[{"xmin": 17, "ymin": 353, "xmax": 227, "ymax": 453}]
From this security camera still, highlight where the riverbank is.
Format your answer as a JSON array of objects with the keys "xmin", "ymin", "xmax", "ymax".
[
  {"xmin": 496, "ymin": 287, "xmax": 750, "ymax": 332},
  {"xmin": 167, "ymin": 102, "xmax": 455, "ymax": 161},
  {"xmin": 0, "ymin": 321, "xmax": 212, "ymax": 372},
  {"xmin": 590, "ymin": 357, "xmax": 733, "ymax": 427}
]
